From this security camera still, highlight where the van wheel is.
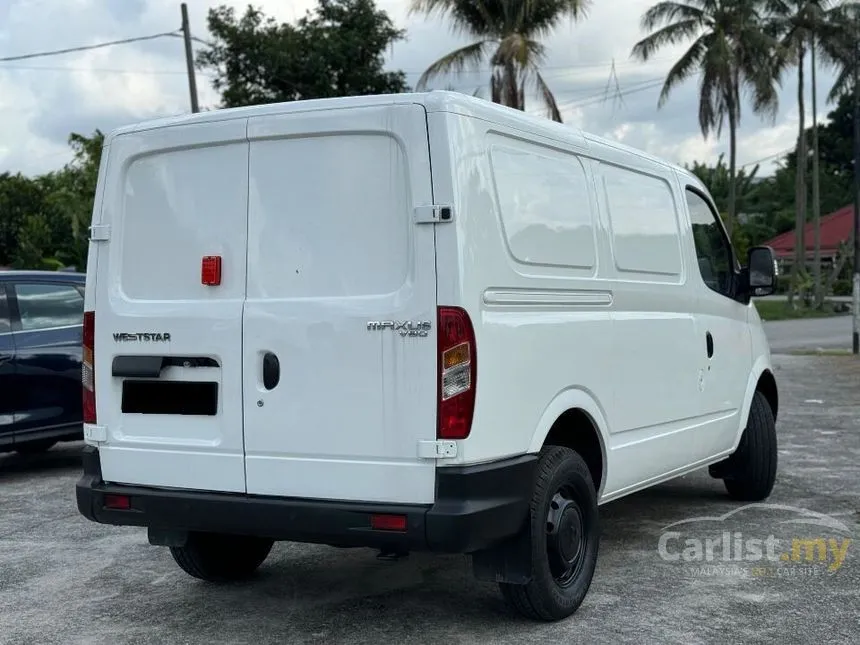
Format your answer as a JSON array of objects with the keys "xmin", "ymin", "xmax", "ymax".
[
  {"xmin": 499, "ymin": 446, "xmax": 599, "ymax": 621},
  {"xmin": 718, "ymin": 391, "xmax": 777, "ymax": 502},
  {"xmin": 169, "ymin": 532, "xmax": 274, "ymax": 582}
]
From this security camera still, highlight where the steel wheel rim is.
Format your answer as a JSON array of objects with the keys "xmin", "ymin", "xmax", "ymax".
[{"xmin": 545, "ymin": 487, "xmax": 586, "ymax": 587}]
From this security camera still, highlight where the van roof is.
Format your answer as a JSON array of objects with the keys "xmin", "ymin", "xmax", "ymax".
[{"xmin": 105, "ymin": 90, "xmax": 697, "ymax": 183}]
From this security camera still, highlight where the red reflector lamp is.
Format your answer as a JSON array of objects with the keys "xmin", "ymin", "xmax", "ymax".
[
  {"xmin": 104, "ymin": 494, "xmax": 131, "ymax": 510},
  {"xmin": 201, "ymin": 255, "xmax": 222, "ymax": 286},
  {"xmin": 370, "ymin": 514, "xmax": 407, "ymax": 532}
]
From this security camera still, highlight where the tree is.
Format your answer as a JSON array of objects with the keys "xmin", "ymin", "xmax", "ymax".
[
  {"xmin": 0, "ymin": 130, "xmax": 103, "ymax": 270},
  {"xmin": 765, "ymin": 1, "xmax": 847, "ymax": 305},
  {"xmin": 818, "ymin": 2, "xmax": 860, "ymax": 102},
  {"xmin": 409, "ymin": 0, "xmax": 592, "ymax": 122},
  {"xmin": 687, "ymin": 154, "xmax": 761, "ymax": 215},
  {"xmin": 0, "ymin": 172, "xmax": 42, "ymax": 266},
  {"xmin": 197, "ymin": 0, "xmax": 408, "ymax": 108},
  {"xmin": 683, "ymin": 94, "xmax": 856, "ymax": 279},
  {"xmin": 631, "ymin": 0, "xmax": 781, "ymax": 237}
]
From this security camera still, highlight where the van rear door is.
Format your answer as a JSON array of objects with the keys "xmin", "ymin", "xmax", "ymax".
[
  {"xmin": 242, "ymin": 103, "xmax": 438, "ymax": 504},
  {"xmin": 94, "ymin": 120, "xmax": 250, "ymax": 493}
]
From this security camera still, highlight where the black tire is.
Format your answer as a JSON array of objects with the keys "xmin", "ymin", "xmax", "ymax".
[
  {"xmin": 721, "ymin": 391, "xmax": 777, "ymax": 502},
  {"xmin": 499, "ymin": 445, "xmax": 600, "ymax": 621},
  {"xmin": 169, "ymin": 532, "xmax": 274, "ymax": 582},
  {"xmin": 15, "ymin": 439, "xmax": 57, "ymax": 455}
]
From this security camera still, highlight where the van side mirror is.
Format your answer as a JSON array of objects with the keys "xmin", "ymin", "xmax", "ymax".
[{"xmin": 745, "ymin": 246, "xmax": 777, "ymax": 298}]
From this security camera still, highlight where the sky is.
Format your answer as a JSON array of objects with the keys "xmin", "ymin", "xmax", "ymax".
[{"xmin": 0, "ymin": 0, "xmax": 841, "ymax": 177}]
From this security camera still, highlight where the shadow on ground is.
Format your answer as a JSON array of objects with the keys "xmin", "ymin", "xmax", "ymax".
[{"xmin": 0, "ymin": 355, "xmax": 858, "ymax": 644}]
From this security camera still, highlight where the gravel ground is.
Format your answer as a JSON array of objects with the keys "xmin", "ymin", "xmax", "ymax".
[{"xmin": 0, "ymin": 354, "xmax": 858, "ymax": 645}]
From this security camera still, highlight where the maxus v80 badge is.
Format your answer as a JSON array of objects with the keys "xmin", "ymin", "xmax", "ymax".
[{"xmin": 367, "ymin": 321, "xmax": 432, "ymax": 337}]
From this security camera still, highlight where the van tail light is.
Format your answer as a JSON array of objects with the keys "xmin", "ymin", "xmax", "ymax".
[
  {"xmin": 437, "ymin": 306, "xmax": 476, "ymax": 440},
  {"xmin": 82, "ymin": 311, "xmax": 96, "ymax": 424},
  {"xmin": 370, "ymin": 514, "xmax": 407, "ymax": 532}
]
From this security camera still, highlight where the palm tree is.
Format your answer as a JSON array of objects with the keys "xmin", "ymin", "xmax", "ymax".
[
  {"xmin": 631, "ymin": 1, "xmax": 780, "ymax": 238},
  {"xmin": 408, "ymin": 0, "xmax": 592, "ymax": 122},
  {"xmin": 819, "ymin": 3, "xmax": 860, "ymax": 102},
  {"xmin": 765, "ymin": 1, "xmax": 842, "ymax": 305}
]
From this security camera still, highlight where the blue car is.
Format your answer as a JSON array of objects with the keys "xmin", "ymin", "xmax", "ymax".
[{"xmin": 0, "ymin": 270, "xmax": 85, "ymax": 454}]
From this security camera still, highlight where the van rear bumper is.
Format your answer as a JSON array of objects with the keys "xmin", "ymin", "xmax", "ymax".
[{"xmin": 75, "ymin": 446, "xmax": 537, "ymax": 554}]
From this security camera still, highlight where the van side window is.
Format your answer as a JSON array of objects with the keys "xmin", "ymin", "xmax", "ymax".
[
  {"xmin": 602, "ymin": 164, "xmax": 683, "ymax": 280},
  {"xmin": 685, "ymin": 189, "xmax": 734, "ymax": 297}
]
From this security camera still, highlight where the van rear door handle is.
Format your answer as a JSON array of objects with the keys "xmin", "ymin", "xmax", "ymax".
[
  {"xmin": 262, "ymin": 352, "xmax": 280, "ymax": 390},
  {"xmin": 706, "ymin": 332, "xmax": 714, "ymax": 358}
]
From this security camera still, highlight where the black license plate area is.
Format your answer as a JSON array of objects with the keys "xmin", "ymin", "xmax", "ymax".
[{"xmin": 121, "ymin": 380, "xmax": 218, "ymax": 416}]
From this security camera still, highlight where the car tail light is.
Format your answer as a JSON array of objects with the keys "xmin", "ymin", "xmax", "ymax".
[
  {"xmin": 437, "ymin": 306, "xmax": 476, "ymax": 440},
  {"xmin": 82, "ymin": 310, "xmax": 96, "ymax": 424}
]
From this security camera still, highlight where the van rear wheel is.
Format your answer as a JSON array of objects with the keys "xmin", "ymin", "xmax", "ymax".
[
  {"xmin": 169, "ymin": 532, "xmax": 274, "ymax": 582},
  {"xmin": 499, "ymin": 445, "xmax": 599, "ymax": 621}
]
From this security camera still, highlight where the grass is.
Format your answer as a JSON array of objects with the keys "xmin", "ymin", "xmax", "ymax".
[{"xmin": 754, "ymin": 299, "xmax": 847, "ymax": 322}]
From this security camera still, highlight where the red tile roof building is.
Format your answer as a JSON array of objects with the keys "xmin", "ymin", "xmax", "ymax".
[{"xmin": 764, "ymin": 205, "xmax": 855, "ymax": 263}]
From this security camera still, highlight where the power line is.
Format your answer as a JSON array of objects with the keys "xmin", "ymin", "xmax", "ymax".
[
  {"xmin": 400, "ymin": 56, "xmax": 674, "ymax": 75},
  {"xmin": 0, "ymin": 31, "xmax": 181, "ymax": 63},
  {"xmin": 429, "ymin": 74, "xmax": 662, "ymax": 97},
  {"xmin": 557, "ymin": 78, "xmax": 665, "ymax": 110},
  {"xmin": 741, "ymin": 148, "xmax": 793, "ymax": 168},
  {"xmin": 0, "ymin": 63, "xmax": 200, "ymax": 76},
  {"xmin": 189, "ymin": 35, "xmax": 216, "ymax": 47}
]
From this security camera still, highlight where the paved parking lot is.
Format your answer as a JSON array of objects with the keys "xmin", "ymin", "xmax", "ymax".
[{"xmin": 1, "ymin": 354, "xmax": 858, "ymax": 645}]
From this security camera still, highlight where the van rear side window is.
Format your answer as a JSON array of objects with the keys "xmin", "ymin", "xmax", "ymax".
[
  {"xmin": 601, "ymin": 164, "xmax": 683, "ymax": 280},
  {"xmin": 489, "ymin": 139, "xmax": 596, "ymax": 271}
]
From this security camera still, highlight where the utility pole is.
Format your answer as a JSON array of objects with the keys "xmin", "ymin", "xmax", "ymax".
[
  {"xmin": 854, "ymin": 12, "xmax": 860, "ymax": 355},
  {"xmin": 181, "ymin": 2, "xmax": 199, "ymax": 113}
]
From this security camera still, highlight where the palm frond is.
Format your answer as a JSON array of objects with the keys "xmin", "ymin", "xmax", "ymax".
[
  {"xmin": 415, "ymin": 40, "xmax": 492, "ymax": 91},
  {"xmin": 827, "ymin": 63, "xmax": 853, "ymax": 103},
  {"xmin": 657, "ymin": 33, "xmax": 708, "ymax": 106},
  {"xmin": 640, "ymin": 1, "xmax": 706, "ymax": 32},
  {"xmin": 515, "ymin": 0, "xmax": 593, "ymax": 38},
  {"xmin": 631, "ymin": 18, "xmax": 702, "ymax": 61},
  {"xmin": 533, "ymin": 68, "xmax": 563, "ymax": 122},
  {"xmin": 408, "ymin": 0, "xmax": 498, "ymax": 37}
]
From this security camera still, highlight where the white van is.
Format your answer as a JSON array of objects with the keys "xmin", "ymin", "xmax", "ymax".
[{"xmin": 76, "ymin": 91, "xmax": 779, "ymax": 621}]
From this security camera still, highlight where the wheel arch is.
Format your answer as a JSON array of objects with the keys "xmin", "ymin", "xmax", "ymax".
[
  {"xmin": 527, "ymin": 389, "xmax": 610, "ymax": 499},
  {"xmin": 734, "ymin": 357, "xmax": 779, "ymax": 451}
]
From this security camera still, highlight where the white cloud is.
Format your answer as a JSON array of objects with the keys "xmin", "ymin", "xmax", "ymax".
[{"xmin": 0, "ymin": 0, "xmax": 841, "ymax": 178}]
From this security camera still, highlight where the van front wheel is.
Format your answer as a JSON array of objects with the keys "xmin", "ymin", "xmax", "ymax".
[
  {"xmin": 499, "ymin": 446, "xmax": 600, "ymax": 621},
  {"xmin": 718, "ymin": 391, "xmax": 778, "ymax": 502},
  {"xmin": 169, "ymin": 532, "xmax": 274, "ymax": 582}
]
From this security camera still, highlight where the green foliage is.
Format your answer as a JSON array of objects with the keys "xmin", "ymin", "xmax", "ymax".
[
  {"xmin": 816, "ymin": 2, "xmax": 860, "ymax": 101},
  {"xmin": 197, "ymin": 0, "xmax": 409, "ymax": 108},
  {"xmin": 688, "ymin": 90, "xmax": 856, "ymax": 265},
  {"xmin": 832, "ymin": 279, "xmax": 852, "ymax": 296},
  {"xmin": 0, "ymin": 130, "xmax": 103, "ymax": 271},
  {"xmin": 687, "ymin": 155, "xmax": 760, "ymax": 215},
  {"xmin": 0, "ymin": 172, "xmax": 43, "ymax": 266},
  {"xmin": 408, "ymin": 0, "xmax": 591, "ymax": 121},
  {"xmin": 754, "ymin": 299, "xmax": 843, "ymax": 321},
  {"xmin": 631, "ymin": 0, "xmax": 782, "ymax": 232}
]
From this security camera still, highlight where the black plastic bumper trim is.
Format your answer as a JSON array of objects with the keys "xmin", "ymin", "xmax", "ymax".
[{"xmin": 76, "ymin": 446, "xmax": 537, "ymax": 554}]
